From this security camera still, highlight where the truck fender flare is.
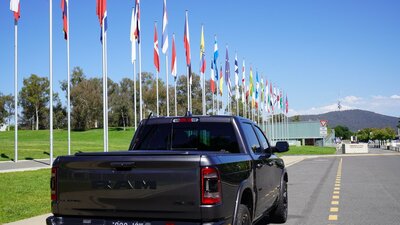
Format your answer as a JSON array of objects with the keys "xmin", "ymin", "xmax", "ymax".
[{"xmin": 231, "ymin": 179, "xmax": 254, "ymax": 225}]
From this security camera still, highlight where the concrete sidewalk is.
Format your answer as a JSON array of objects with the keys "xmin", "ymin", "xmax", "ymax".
[{"xmin": 0, "ymin": 159, "xmax": 51, "ymax": 173}]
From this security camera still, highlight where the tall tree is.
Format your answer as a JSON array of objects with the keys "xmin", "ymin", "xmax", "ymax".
[
  {"xmin": 3, "ymin": 95, "xmax": 14, "ymax": 130},
  {"xmin": 0, "ymin": 93, "xmax": 6, "ymax": 125},
  {"xmin": 19, "ymin": 74, "xmax": 50, "ymax": 130}
]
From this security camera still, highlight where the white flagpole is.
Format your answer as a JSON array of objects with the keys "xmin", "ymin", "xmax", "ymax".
[
  {"xmin": 156, "ymin": 69, "xmax": 159, "ymax": 116},
  {"xmin": 102, "ymin": 14, "xmax": 107, "ymax": 152},
  {"xmin": 139, "ymin": 41, "xmax": 143, "ymax": 120},
  {"xmin": 133, "ymin": 60, "xmax": 137, "ymax": 130},
  {"xmin": 174, "ymin": 78, "xmax": 177, "ymax": 116},
  {"xmin": 14, "ymin": 18, "xmax": 18, "ymax": 163},
  {"xmin": 166, "ymin": 55, "xmax": 169, "ymax": 116},
  {"xmin": 187, "ymin": 66, "xmax": 189, "ymax": 111},
  {"xmin": 105, "ymin": 24, "xmax": 109, "ymax": 151},
  {"xmin": 49, "ymin": 0, "xmax": 54, "ymax": 164},
  {"xmin": 67, "ymin": 0, "xmax": 71, "ymax": 155}
]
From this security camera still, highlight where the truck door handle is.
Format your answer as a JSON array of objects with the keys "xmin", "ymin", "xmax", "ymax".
[
  {"xmin": 266, "ymin": 161, "xmax": 274, "ymax": 166},
  {"xmin": 110, "ymin": 162, "xmax": 136, "ymax": 170},
  {"xmin": 256, "ymin": 163, "xmax": 263, "ymax": 169}
]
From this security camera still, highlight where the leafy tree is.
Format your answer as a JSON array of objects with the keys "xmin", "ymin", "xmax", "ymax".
[
  {"xmin": 356, "ymin": 128, "xmax": 374, "ymax": 142},
  {"xmin": 19, "ymin": 74, "xmax": 50, "ymax": 130},
  {"xmin": 334, "ymin": 125, "xmax": 352, "ymax": 140},
  {"xmin": 0, "ymin": 93, "xmax": 6, "ymax": 125},
  {"xmin": 70, "ymin": 77, "xmax": 102, "ymax": 130},
  {"xmin": 291, "ymin": 115, "xmax": 300, "ymax": 122},
  {"xmin": 3, "ymin": 94, "xmax": 14, "ymax": 130}
]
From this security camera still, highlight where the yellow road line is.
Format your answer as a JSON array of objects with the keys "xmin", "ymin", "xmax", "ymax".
[{"xmin": 328, "ymin": 158, "xmax": 343, "ymax": 223}]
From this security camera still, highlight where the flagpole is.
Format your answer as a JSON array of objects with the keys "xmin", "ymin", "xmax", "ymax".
[
  {"xmin": 133, "ymin": 60, "xmax": 137, "ymax": 130},
  {"xmin": 49, "ymin": 0, "xmax": 54, "ymax": 164},
  {"xmin": 174, "ymin": 78, "xmax": 177, "ymax": 116},
  {"xmin": 156, "ymin": 69, "xmax": 159, "ymax": 116},
  {"xmin": 102, "ymin": 13, "xmax": 107, "ymax": 152},
  {"xmin": 14, "ymin": 19, "xmax": 18, "ymax": 163},
  {"xmin": 66, "ymin": 0, "xmax": 71, "ymax": 155},
  {"xmin": 187, "ymin": 66, "xmax": 189, "ymax": 112},
  {"xmin": 139, "ymin": 39, "xmax": 143, "ymax": 121},
  {"xmin": 165, "ymin": 55, "xmax": 169, "ymax": 116},
  {"xmin": 105, "ymin": 24, "xmax": 109, "ymax": 150}
]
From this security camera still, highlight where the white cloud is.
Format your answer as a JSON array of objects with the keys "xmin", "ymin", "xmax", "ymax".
[
  {"xmin": 291, "ymin": 94, "xmax": 400, "ymax": 117},
  {"xmin": 390, "ymin": 95, "xmax": 400, "ymax": 99}
]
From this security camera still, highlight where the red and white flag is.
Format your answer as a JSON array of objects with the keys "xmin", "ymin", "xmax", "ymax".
[
  {"xmin": 154, "ymin": 23, "xmax": 160, "ymax": 72},
  {"xmin": 171, "ymin": 34, "xmax": 177, "ymax": 78},
  {"xmin": 10, "ymin": 0, "xmax": 20, "ymax": 21},
  {"xmin": 61, "ymin": 0, "xmax": 68, "ymax": 40}
]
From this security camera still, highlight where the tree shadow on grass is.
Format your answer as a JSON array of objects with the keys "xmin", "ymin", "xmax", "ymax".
[{"xmin": 43, "ymin": 151, "xmax": 50, "ymax": 156}]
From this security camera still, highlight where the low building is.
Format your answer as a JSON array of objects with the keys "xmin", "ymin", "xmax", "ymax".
[{"xmin": 263, "ymin": 121, "xmax": 335, "ymax": 147}]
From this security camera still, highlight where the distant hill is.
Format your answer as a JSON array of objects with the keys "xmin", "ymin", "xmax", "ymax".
[{"xmin": 293, "ymin": 109, "xmax": 398, "ymax": 132}]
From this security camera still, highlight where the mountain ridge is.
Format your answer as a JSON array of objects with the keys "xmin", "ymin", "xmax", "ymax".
[{"xmin": 293, "ymin": 109, "xmax": 398, "ymax": 132}]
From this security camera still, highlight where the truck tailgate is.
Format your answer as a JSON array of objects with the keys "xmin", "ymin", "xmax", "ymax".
[{"xmin": 55, "ymin": 153, "xmax": 202, "ymax": 220}]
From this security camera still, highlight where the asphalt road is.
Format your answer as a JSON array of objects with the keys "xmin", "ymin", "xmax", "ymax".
[{"xmin": 265, "ymin": 154, "xmax": 400, "ymax": 225}]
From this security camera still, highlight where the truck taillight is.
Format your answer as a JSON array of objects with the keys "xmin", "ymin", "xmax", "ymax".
[
  {"xmin": 50, "ymin": 167, "xmax": 58, "ymax": 201},
  {"xmin": 201, "ymin": 167, "xmax": 221, "ymax": 205}
]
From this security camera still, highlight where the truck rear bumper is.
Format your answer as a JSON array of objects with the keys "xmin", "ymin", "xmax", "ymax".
[{"xmin": 46, "ymin": 216, "xmax": 229, "ymax": 225}]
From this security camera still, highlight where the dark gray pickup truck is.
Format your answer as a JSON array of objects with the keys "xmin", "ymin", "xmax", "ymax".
[{"xmin": 47, "ymin": 115, "xmax": 289, "ymax": 225}]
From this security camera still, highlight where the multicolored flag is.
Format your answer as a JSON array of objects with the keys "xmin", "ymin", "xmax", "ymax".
[
  {"xmin": 213, "ymin": 35, "xmax": 219, "ymax": 82},
  {"xmin": 285, "ymin": 95, "xmax": 289, "ymax": 114},
  {"xmin": 61, "ymin": 0, "xmax": 68, "ymax": 40},
  {"xmin": 10, "ymin": 0, "xmax": 20, "ymax": 21},
  {"xmin": 161, "ymin": 0, "xmax": 168, "ymax": 54},
  {"xmin": 200, "ymin": 25, "xmax": 206, "ymax": 74},
  {"xmin": 210, "ymin": 60, "xmax": 215, "ymax": 93},
  {"xmin": 249, "ymin": 67, "xmax": 254, "ymax": 107},
  {"xmin": 130, "ymin": 7, "xmax": 137, "ymax": 62},
  {"xmin": 269, "ymin": 81, "xmax": 274, "ymax": 112},
  {"xmin": 234, "ymin": 53, "xmax": 239, "ymax": 100},
  {"xmin": 241, "ymin": 59, "xmax": 246, "ymax": 103},
  {"xmin": 154, "ymin": 23, "xmax": 160, "ymax": 72},
  {"xmin": 184, "ymin": 11, "xmax": 191, "ymax": 82},
  {"xmin": 255, "ymin": 71, "xmax": 259, "ymax": 100},
  {"xmin": 96, "ymin": 0, "xmax": 107, "ymax": 42},
  {"xmin": 225, "ymin": 46, "xmax": 231, "ymax": 97},
  {"xmin": 171, "ymin": 34, "xmax": 177, "ymax": 79},
  {"xmin": 134, "ymin": 0, "xmax": 140, "ymax": 43},
  {"xmin": 219, "ymin": 65, "xmax": 223, "ymax": 96}
]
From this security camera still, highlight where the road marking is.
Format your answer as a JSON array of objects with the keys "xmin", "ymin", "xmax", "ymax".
[
  {"xmin": 328, "ymin": 215, "xmax": 338, "ymax": 221},
  {"xmin": 328, "ymin": 158, "xmax": 343, "ymax": 223},
  {"xmin": 330, "ymin": 207, "xmax": 339, "ymax": 212}
]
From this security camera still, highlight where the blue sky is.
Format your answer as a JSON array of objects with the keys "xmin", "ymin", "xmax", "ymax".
[{"xmin": 0, "ymin": 0, "xmax": 399, "ymax": 117}]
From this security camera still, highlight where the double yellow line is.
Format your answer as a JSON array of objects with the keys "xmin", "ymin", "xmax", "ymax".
[{"xmin": 328, "ymin": 158, "xmax": 342, "ymax": 222}]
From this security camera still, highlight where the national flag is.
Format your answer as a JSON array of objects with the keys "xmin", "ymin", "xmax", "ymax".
[
  {"xmin": 210, "ymin": 60, "xmax": 215, "ymax": 93},
  {"xmin": 96, "ymin": 0, "xmax": 107, "ymax": 42},
  {"xmin": 219, "ymin": 65, "xmax": 223, "ymax": 96},
  {"xmin": 241, "ymin": 59, "xmax": 246, "ymax": 103},
  {"xmin": 225, "ymin": 46, "xmax": 231, "ymax": 97},
  {"xmin": 130, "ymin": 7, "xmax": 137, "ymax": 62},
  {"xmin": 184, "ymin": 11, "xmax": 191, "ymax": 83},
  {"xmin": 255, "ymin": 71, "xmax": 259, "ymax": 100},
  {"xmin": 10, "ymin": 0, "xmax": 20, "ymax": 21},
  {"xmin": 200, "ymin": 25, "xmax": 206, "ymax": 74},
  {"xmin": 249, "ymin": 67, "xmax": 254, "ymax": 107},
  {"xmin": 213, "ymin": 35, "xmax": 219, "ymax": 81},
  {"xmin": 171, "ymin": 34, "xmax": 177, "ymax": 78},
  {"xmin": 234, "ymin": 53, "xmax": 239, "ymax": 100},
  {"xmin": 134, "ymin": 0, "xmax": 141, "ymax": 43},
  {"xmin": 285, "ymin": 95, "xmax": 289, "ymax": 114},
  {"xmin": 269, "ymin": 81, "xmax": 274, "ymax": 112},
  {"xmin": 61, "ymin": 0, "xmax": 68, "ymax": 40},
  {"xmin": 154, "ymin": 23, "xmax": 160, "ymax": 72},
  {"xmin": 260, "ymin": 77, "xmax": 264, "ymax": 102},
  {"xmin": 161, "ymin": 0, "xmax": 168, "ymax": 54}
]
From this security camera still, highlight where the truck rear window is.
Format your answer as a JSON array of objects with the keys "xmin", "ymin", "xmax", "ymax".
[{"xmin": 132, "ymin": 122, "xmax": 240, "ymax": 153}]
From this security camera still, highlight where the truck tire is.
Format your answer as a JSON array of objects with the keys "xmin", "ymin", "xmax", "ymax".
[
  {"xmin": 270, "ymin": 179, "xmax": 288, "ymax": 223},
  {"xmin": 236, "ymin": 204, "xmax": 251, "ymax": 225}
]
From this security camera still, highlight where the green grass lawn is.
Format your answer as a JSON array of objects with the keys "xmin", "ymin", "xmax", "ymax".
[
  {"xmin": 0, "ymin": 169, "xmax": 50, "ymax": 224},
  {"xmin": 0, "ymin": 128, "xmax": 135, "ymax": 161},
  {"xmin": 279, "ymin": 145, "xmax": 337, "ymax": 156}
]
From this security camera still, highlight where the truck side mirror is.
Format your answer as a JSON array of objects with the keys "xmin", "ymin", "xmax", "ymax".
[{"xmin": 273, "ymin": 141, "xmax": 289, "ymax": 153}]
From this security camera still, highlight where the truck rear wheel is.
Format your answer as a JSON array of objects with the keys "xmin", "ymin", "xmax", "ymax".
[
  {"xmin": 269, "ymin": 179, "xmax": 288, "ymax": 223},
  {"xmin": 236, "ymin": 204, "xmax": 251, "ymax": 225}
]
